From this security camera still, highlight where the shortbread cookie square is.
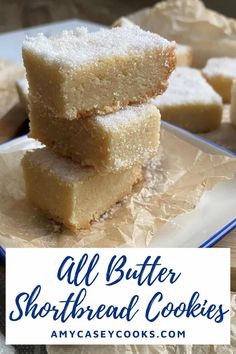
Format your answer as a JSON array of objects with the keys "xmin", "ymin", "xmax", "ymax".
[
  {"xmin": 30, "ymin": 103, "xmax": 160, "ymax": 172},
  {"xmin": 23, "ymin": 25, "xmax": 176, "ymax": 119},
  {"xmin": 230, "ymin": 79, "xmax": 236, "ymax": 127},
  {"xmin": 113, "ymin": 17, "xmax": 192, "ymax": 67},
  {"xmin": 22, "ymin": 148, "xmax": 142, "ymax": 231},
  {"xmin": 153, "ymin": 67, "xmax": 222, "ymax": 133},
  {"xmin": 202, "ymin": 57, "xmax": 236, "ymax": 103},
  {"xmin": 176, "ymin": 44, "xmax": 192, "ymax": 67}
]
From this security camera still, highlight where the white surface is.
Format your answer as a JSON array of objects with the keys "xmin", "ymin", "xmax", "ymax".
[
  {"xmin": 1, "ymin": 125, "xmax": 235, "ymax": 248},
  {"xmin": 162, "ymin": 121, "xmax": 235, "ymax": 156},
  {"xmin": 151, "ymin": 122, "xmax": 236, "ymax": 247},
  {"xmin": 150, "ymin": 175, "xmax": 236, "ymax": 247},
  {"xmin": 6, "ymin": 248, "xmax": 230, "ymax": 345}
]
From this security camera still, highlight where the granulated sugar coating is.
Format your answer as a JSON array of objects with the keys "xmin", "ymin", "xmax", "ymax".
[
  {"xmin": 23, "ymin": 26, "xmax": 171, "ymax": 66},
  {"xmin": 112, "ymin": 17, "xmax": 192, "ymax": 68},
  {"xmin": 202, "ymin": 57, "xmax": 236, "ymax": 78},
  {"xmin": 154, "ymin": 67, "xmax": 222, "ymax": 106},
  {"xmin": 202, "ymin": 57, "xmax": 236, "ymax": 102},
  {"xmin": 153, "ymin": 67, "xmax": 223, "ymax": 133},
  {"xmin": 95, "ymin": 103, "xmax": 158, "ymax": 128},
  {"xmin": 30, "ymin": 103, "xmax": 161, "ymax": 172},
  {"xmin": 23, "ymin": 25, "xmax": 176, "ymax": 119},
  {"xmin": 23, "ymin": 148, "xmax": 96, "ymax": 182}
]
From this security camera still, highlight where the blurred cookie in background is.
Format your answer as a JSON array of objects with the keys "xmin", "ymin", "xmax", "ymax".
[
  {"xmin": 0, "ymin": 60, "xmax": 28, "ymax": 144},
  {"xmin": 15, "ymin": 77, "xmax": 29, "ymax": 113}
]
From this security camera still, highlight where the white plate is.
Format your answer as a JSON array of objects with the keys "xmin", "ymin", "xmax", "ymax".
[
  {"xmin": 0, "ymin": 122, "xmax": 235, "ymax": 254},
  {"xmin": 152, "ymin": 123, "xmax": 236, "ymax": 248},
  {"xmin": 0, "ymin": 20, "xmax": 235, "ymax": 257}
]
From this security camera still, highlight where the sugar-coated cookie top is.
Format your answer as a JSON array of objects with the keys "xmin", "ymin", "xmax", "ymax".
[
  {"xmin": 95, "ymin": 103, "xmax": 159, "ymax": 130},
  {"xmin": 24, "ymin": 148, "xmax": 97, "ymax": 182},
  {"xmin": 202, "ymin": 57, "xmax": 236, "ymax": 79},
  {"xmin": 23, "ymin": 25, "xmax": 173, "ymax": 67},
  {"xmin": 153, "ymin": 67, "xmax": 222, "ymax": 106},
  {"xmin": 24, "ymin": 102, "xmax": 158, "ymax": 178}
]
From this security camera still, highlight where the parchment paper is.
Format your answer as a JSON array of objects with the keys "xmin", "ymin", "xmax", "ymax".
[
  {"xmin": 126, "ymin": 0, "xmax": 236, "ymax": 68},
  {"xmin": 201, "ymin": 105, "xmax": 236, "ymax": 154},
  {"xmin": 0, "ymin": 128, "xmax": 235, "ymax": 251},
  {"xmin": 46, "ymin": 293, "xmax": 236, "ymax": 354}
]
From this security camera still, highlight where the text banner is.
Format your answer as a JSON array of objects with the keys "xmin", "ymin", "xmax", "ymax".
[{"xmin": 6, "ymin": 248, "xmax": 230, "ymax": 345}]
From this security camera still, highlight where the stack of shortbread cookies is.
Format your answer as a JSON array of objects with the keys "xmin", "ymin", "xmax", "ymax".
[{"xmin": 21, "ymin": 25, "xmax": 175, "ymax": 231}]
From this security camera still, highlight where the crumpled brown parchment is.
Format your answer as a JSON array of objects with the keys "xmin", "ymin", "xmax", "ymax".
[
  {"xmin": 125, "ymin": 0, "xmax": 236, "ymax": 68},
  {"xmin": 0, "ymin": 127, "xmax": 235, "ymax": 251}
]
